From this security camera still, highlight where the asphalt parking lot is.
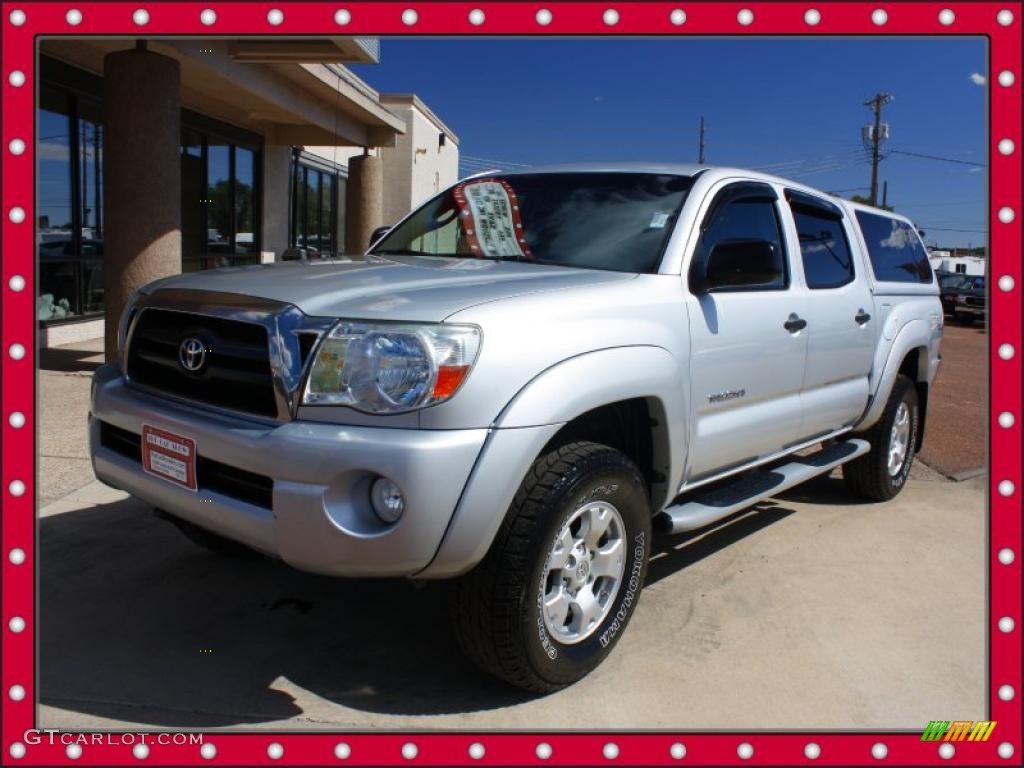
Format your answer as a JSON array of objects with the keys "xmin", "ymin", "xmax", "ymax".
[
  {"xmin": 917, "ymin": 323, "xmax": 987, "ymax": 478},
  {"xmin": 37, "ymin": 331, "xmax": 988, "ymax": 731}
]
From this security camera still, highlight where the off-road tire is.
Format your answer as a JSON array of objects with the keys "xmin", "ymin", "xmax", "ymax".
[
  {"xmin": 843, "ymin": 374, "xmax": 919, "ymax": 501},
  {"xmin": 451, "ymin": 442, "xmax": 651, "ymax": 692}
]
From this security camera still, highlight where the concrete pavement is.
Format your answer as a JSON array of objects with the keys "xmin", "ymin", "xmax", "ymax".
[
  {"xmin": 917, "ymin": 324, "xmax": 987, "ymax": 478},
  {"xmin": 38, "ymin": 340, "xmax": 104, "ymax": 505},
  {"xmin": 38, "ymin": 472, "xmax": 985, "ymax": 731},
  {"xmin": 37, "ymin": 341, "xmax": 987, "ymax": 732}
]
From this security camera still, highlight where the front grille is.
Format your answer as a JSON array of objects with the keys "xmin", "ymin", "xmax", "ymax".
[
  {"xmin": 196, "ymin": 456, "xmax": 274, "ymax": 509},
  {"xmin": 966, "ymin": 296, "xmax": 985, "ymax": 308},
  {"xmin": 98, "ymin": 421, "xmax": 273, "ymax": 509},
  {"xmin": 100, "ymin": 421, "xmax": 141, "ymax": 462},
  {"xmin": 126, "ymin": 309, "xmax": 277, "ymax": 417}
]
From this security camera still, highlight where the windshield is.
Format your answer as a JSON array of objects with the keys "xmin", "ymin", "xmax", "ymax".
[
  {"xmin": 939, "ymin": 273, "xmax": 971, "ymax": 289},
  {"xmin": 371, "ymin": 172, "xmax": 693, "ymax": 273}
]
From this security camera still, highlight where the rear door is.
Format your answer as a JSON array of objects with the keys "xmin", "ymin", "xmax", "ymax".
[
  {"xmin": 781, "ymin": 190, "xmax": 874, "ymax": 438},
  {"xmin": 684, "ymin": 181, "xmax": 808, "ymax": 483}
]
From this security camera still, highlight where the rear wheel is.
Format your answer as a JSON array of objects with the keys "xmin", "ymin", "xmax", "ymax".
[
  {"xmin": 844, "ymin": 374, "xmax": 919, "ymax": 501},
  {"xmin": 451, "ymin": 442, "xmax": 651, "ymax": 692}
]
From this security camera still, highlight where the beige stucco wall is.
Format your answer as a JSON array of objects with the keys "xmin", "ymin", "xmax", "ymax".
[
  {"xmin": 378, "ymin": 99, "xmax": 459, "ymax": 225},
  {"xmin": 303, "ymin": 95, "xmax": 459, "ymax": 231},
  {"xmin": 406, "ymin": 103, "xmax": 460, "ymax": 213}
]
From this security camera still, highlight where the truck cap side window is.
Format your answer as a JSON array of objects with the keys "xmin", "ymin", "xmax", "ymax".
[
  {"xmin": 692, "ymin": 182, "xmax": 788, "ymax": 292},
  {"xmin": 855, "ymin": 210, "xmax": 934, "ymax": 284},
  {"xmin": 785, "ymin": 189, "xmax": 855, "ymax": 290}
]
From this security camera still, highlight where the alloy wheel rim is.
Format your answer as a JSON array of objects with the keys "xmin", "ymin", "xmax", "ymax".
[
  {"xmin": 888, "ymin": 401, "xmax": 911, "ymax": 476},
  {"xmin": 541, "ymin": 500, "xmax": 627, "ymax": 645}
]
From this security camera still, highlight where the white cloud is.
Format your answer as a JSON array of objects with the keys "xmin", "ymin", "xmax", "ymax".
[{"xmin": 969, "ymin": 72, "xmax": 986, "ymax": 85}]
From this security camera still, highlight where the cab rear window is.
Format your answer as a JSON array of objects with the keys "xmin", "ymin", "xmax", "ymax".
[{"xmin": 855, "ymin": 211, "xmax": 933, "ymax": 284}]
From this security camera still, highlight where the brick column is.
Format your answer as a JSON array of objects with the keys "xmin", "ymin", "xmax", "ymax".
[
  {"xmin": 102, "ymin": 46, "xmax": 181, "ymax": 361},
  {"xmin": 344, "ymin": 152, "xmax": 383, "ymax": 254}
]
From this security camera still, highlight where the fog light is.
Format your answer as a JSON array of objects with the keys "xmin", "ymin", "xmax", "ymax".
[{"xmin": 370, "ymin": 477, "xmax": 405, "ymax": 524}]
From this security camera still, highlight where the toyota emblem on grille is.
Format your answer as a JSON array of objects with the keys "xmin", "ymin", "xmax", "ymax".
[{"xmin": 178, "ymin": 337, "xmax": 207, "ymax": 372}]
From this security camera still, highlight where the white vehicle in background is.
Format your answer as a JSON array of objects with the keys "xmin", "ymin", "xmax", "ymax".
[{"xmin": 90, "ymin": 164, "xmax": 942, "ymax": 691}]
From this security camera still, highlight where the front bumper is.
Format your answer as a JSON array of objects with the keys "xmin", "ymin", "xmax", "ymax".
[
  {"xmin": 90, "ymin": 364, "xmax": 488, "ymax": 577},
  {"xmin": 954, "ymin": 304, "xmax": 985, "ymax": 317}
]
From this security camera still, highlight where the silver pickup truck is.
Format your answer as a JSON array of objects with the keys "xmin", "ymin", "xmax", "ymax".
[{"xmin": 90, "ymin": 164, "xmax": 942, "ymax": 691}]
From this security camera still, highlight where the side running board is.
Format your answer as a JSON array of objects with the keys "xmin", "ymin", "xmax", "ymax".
[{"xmin": 656, "ymin": 439, "xmax": 871, "ymax": 534}]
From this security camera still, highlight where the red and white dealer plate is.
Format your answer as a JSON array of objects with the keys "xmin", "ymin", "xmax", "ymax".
[{"xmin": 140, "ymin": 424, "xmax": 198, "ymax": 492}]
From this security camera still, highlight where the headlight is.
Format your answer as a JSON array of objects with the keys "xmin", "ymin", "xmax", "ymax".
[{"xmin": 302, "ymin": 321, "xmax": 481, "ymax": 413}]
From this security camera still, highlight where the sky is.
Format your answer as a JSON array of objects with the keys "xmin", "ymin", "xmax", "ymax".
[{"xmin": 352, "ymin": 37, "xmax": 988, "ymax": 249}]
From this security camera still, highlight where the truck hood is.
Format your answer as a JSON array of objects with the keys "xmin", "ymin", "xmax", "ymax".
[{"xmin": 142, "ymin": 255, "xmax": 636, "ymax": 321}]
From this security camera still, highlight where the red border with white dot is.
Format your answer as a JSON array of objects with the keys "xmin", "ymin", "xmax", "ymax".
[{"xmin": 1, "ymin": 2, "xmax": 1020, "ymax": 765}]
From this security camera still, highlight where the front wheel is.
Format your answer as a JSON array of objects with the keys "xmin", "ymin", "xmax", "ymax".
[
  {"xmin": 844, "ymin": 374, "xmax": 919, "ymax": 501},
  {"xmin": 451, "ymin": 442, "xmax": 651, "ymax": 692}
]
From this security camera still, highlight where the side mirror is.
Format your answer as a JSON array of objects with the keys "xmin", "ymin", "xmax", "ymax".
[
  {"xmin": 692, "ymin": 239, "xmax": 782, "ymax": 293},
  {"xmin": 368, "ymin": 225, "xmax": 391, "ymax": 250}
]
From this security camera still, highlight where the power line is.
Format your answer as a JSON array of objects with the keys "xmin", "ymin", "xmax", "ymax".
[
  {"xmin": 896, "ymin": 200, "xmax": 983, "ymax": 208},
  {"xmin": 458, "ymin": 160, "xmax": 529, "ymax": 175},
  {"xmin": 887, "ymin": 149, "xmax": 985, "ymax": 168},
  {"xmin": 458, "ymin": 156, "xmax": 512, "ymax": 167},
  {"xmin": 459, "ymin": 154, "xmax": 531, "ymax": 168},
  {"xmin": 750, "ymin": 150, "xmax": 869, "ymax": 176},
  {"xmin": 917, "ymin": 226, "xmax": 987, "ymax": 233}
]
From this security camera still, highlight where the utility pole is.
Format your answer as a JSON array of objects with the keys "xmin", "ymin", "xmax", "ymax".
[
  {"xmin": 881, "ymin": 180, "xmax": 888, "ymax": 209},
  {"xmin": 698, "ymin": 116, "xmax": 705, "ymax": 164},
  {"xmin": 863, "ymin": 92, "xmax": 893, "ymax": 206}
]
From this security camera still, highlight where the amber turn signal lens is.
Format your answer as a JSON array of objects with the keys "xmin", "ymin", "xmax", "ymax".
[{"xmin": 433, "ymin": 365, "xmax": 471, "ymax": 399}]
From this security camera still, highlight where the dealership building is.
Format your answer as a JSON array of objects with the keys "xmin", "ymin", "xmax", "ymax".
[{"xmin": 36, "ymin": 37, "xmax": 459, "ymax": 353}]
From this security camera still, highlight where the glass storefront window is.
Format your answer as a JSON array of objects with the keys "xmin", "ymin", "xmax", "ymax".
[
  {"xmin": 290, "ymin": 154, "xmax": 339, "ymax": 257},
  {"xmin": 180, "ymin": 122, "xmax": 262, "ymax": 272},
  {"xmin": 304, "ymin": 169, "xmax": 320, "ymax": 251},
  {"xmin": 235, "ymin": 147, "xmax": 255, "ymax": 255},
  {"xmin": 78, "ymin": 97, "xmax": 104, "ymax": 314},
  {"xmin": 180, "ymin": 128, "xmax": 205, "ymax": 273},
  {"xmin": 320, "ymin": 174, "xmax": 334, "ymax": 253},
  {"xmin": 38, "ymin": 59, "xmax": 264, "ymax": 325},
  {"xmin": 37, "ymin": 83, "xmax": 104, "ymax": 324},
  {"xmin": 206, "ymin": 142, "xmax": 232, "ymax": 265}
]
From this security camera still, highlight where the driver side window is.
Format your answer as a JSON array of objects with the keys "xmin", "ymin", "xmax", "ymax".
[{"xmin": 700, "ymin": 191, "xmax": 788, "ymax": 291}]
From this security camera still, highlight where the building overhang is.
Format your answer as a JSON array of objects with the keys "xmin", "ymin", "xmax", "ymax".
[
  {"xmin": 39, "ymin": 37, "xmax": 402, "ymax": 149},
  {"xmin": 380, "ymin": 93, "xmax": 460, "ymax": 146},
  {"xmin": 228, "ymin": 37, "xmax": 379, "ymax": 64}
]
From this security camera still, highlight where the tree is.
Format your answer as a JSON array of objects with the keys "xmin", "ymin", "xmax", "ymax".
[{"xmin": 849, "ymin": 194, "xmax": 894, "ymax": 212}]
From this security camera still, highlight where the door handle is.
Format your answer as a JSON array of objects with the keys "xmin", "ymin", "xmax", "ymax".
[
  {"xmin": 855, "ymin": 309, "xmax": 871, "ymax": 325},
  {"xmin": 784, "ymin": 313, "xmax": 807, "ymax": 333}
]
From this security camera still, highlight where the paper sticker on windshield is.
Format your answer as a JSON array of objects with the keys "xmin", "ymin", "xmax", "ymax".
[
  {"xmin": 649, "ymin": 211, "xmax": 671, "ymax": 229},
  {"xmin": 453, "ymin": 179, "xmax": 532, "ymax": 260}
]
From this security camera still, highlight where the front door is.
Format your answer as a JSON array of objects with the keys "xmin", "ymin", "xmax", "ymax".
[{"xmin": 684, "ymin": 181, "xmax": 808, "ymax": 484}]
